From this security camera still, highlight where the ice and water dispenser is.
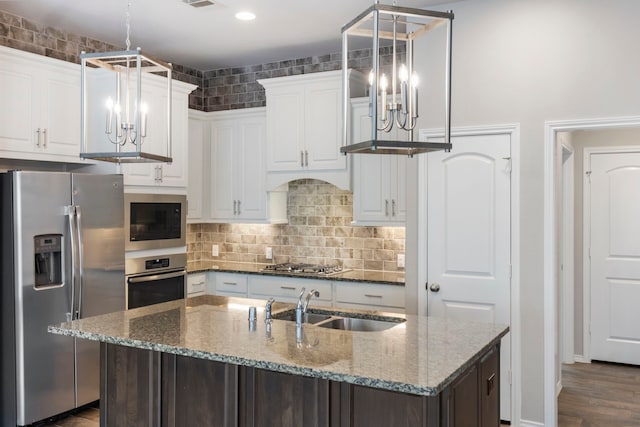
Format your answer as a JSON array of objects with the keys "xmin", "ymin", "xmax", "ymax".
[{"xmin": 34, "ymin": 234, "xmax": 63, "ymax": 288}]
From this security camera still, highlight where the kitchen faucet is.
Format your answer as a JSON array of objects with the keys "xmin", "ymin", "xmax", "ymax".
[
  {"xmin": 265, "ymin": 297, "xmax": 275, "ymax": 323},
  {"xmin": 295, "ymin": 288, "xmax": 320, "ymax": 328},
  {"xmin": 303, "ymin": 289, "xmax": 320, "ymax": 314}
]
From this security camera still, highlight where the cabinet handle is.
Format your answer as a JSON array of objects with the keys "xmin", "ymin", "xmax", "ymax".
[
  {"xmin": 233, "ymin": 200, "xmax": 237, "ymax": 215},
  {"xmin": 392, "ymin": 199, "xmax": 396, "ymax": 216},
  {"xmin": 280, "ymin": 286, "xmax": 296, "ymax": 290},
  {"xmin": 305, "ymin": 150, "xmax": 309, "ymax": 167},
  {"xmin": 364, "ymin": 294, "xmax": 383, "ymax": 298},
  {"xmin": 237, "ymin": 200, "xmax": 241, "ymax": 215},
  {"xmin": 385, "ymin": 200, "xmax": 389, "ymax": 216},
  {"xmin": 224, "ymin": 282, "xmax": 238, "ymax": 286},
  {"xmin": 300, "ymin": 150, "xmax": 304, "ymax": 168},
  {"xmin": 42, "ymin": 128, "xmax": 47, "ymax": 148},
  {"xmin": 158, "ymin": 165, "xmax": 163, "ymax": 183},
  {"xmin": 36, "ymin": 128, "xmax": 41, "ymax": 147}
]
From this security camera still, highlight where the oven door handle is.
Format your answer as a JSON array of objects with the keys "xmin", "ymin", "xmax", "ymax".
[{"xmin": 127, "ymin": 269, "xmax": 187, "ymax": 284}]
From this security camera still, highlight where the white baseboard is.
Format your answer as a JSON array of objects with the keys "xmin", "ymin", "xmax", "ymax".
[
  {"xmin": 574, "ymin": 354, "xmax": 589, "ymax": 363},
  {"xmin": 520, "ymin": 420, "xmax": 545, "ymax": 427}
]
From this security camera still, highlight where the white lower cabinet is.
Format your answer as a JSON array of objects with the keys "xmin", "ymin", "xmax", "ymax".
[
  {"xmin": 210, "ymin": 272, "xmax": 249, "ymax": 297},
  {"xmin": 187, "ymin": 273, "xmax": 207, "ymax": 297},
  {"xmin": 248, "ymin": 276, "xmax": 332, "ymax": 307},
  {"xmin": 334, "ymin": 282, "xmax": 405, "ymax": 313},
  {"xmin": 204, "ymin": 271, "xmax": 405, "ymax": 312}
]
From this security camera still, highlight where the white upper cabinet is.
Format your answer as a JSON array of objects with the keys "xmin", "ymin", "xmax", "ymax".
[
  {"xmin": 351, "ymin": 98, "xmax": 406, "ymax": 225},
  {"xmin": 0, "ymin": 46, "xmax": 84, "ymax": 163},
  {"xmin": 187, "ymin": 110, "xmax": 209, "ymax": 221},
  {"xmin": 208, "ymin": 108, "xmax": 287, "ymax": 223},
  {"xmin": 120, "ymin": 77, "xmax": 196, "ymax": 191},
  {"xmin": 258, "ymin": 70, "xmax": 366, "ymax": 190}
]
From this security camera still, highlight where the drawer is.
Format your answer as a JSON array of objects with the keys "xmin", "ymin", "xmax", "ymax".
[
  {"xmin": 335, "ymin": 282, "xmax": 405, "ymax": 308},
  {"xmin": 215, "ymin": 273, "xmax": 248, "ymax": 293},
  {"xmin": 187, "ymin": 273, "xmax": 207, "ymax": 295},
  {"xmin": 248, "ymin": 276, "xmax": 332, "ymax": 301}
]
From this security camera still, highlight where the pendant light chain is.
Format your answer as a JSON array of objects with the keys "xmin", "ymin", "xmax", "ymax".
[{"xmin": 125, "ymin": 0, "xmax": 132, "ymax": 50}]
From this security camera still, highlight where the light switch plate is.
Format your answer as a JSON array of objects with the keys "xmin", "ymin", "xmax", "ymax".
[
  {"xmin": 397, "ymin": 253, "xmax": 405, "ymax": 268},
  {"xmin": 265, "ymin": 247, "xmax": 273, "ymax": 260},
  {"xmin": 212, "ymin": 244, "xmax": 219, "ymax": 257}
]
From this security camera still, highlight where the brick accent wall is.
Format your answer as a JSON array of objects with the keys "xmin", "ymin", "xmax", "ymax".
[
  {"xmin": 187, "ymin": 179, "xmax": 406, "ymax": 273},
  {"xmin": 0, "ymin": 10, "xmax": 204, "ymax": 110},
  {"xmin": 202, "ymin": 46, "xmax": 405, "ymax": 111},
  {"xmin": 1, "ymin": 9, "xmax": 405, "ymax": 112}
]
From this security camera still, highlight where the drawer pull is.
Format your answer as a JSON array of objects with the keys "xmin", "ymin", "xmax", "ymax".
[
  {"xmin": 224, "ymin": 282, "xmax": 238, "ymax": 286},
  {"xmin": 280, "ymin": 286, "xmax": 297, "ymax": 290},
  {"xmin": 487, "ymin": 373, "xmax": 496, "ymax": 396},
  {"xmin": 364, "ymin": 294, "xmax": 383, "ymax": 298}
]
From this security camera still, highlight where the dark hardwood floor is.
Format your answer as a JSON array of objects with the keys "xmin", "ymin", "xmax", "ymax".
[
  {"xmin": 559, "ymin": 361, "xmax": 640, "ymax": 427},
  {"xmin": 35, "ymin": 405, "xmax": 99, "ymax": 427}
]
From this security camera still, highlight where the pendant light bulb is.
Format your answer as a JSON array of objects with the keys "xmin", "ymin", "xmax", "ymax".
[{"xmin": 399, "ymin": 64, "xmax": 409, "ymax": 83}]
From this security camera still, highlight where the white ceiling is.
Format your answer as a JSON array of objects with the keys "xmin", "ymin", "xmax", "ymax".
[{"xmin": 0, "ymin": 0, "xmax": 456, "ymax": 71}]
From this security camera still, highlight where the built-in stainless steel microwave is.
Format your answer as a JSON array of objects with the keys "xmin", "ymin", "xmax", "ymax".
[{"xmin": 124, "ymin": 193, "xmax": 187, "ymax": 251}]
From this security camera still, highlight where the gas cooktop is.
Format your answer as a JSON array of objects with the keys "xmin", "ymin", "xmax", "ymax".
[{"xmin": 261, "ymin": 263, "xmax": 347, "ymax": 276}]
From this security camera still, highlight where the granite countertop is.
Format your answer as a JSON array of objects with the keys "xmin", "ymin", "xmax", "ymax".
[
  {"xmin": 49, "ymin": 295, "xmax": 508, "ymax": 396},
  {"xmin": 187, "ymin": 261, "xmax": 405, "ymax": 286}
]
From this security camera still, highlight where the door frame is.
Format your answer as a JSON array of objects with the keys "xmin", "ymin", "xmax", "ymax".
[
  {"xmin": 418, "ymin": 123, "xmax": 521, "ymax": 424},
  {"xmin": 560, "ymin": 142, "xmax": 574, "ymax": 366},
  {"xmin": 583, "ymin": 145, "xmax": 640, "ymax": 363},
  {"xmin": 543, "ymin": 116, "xmax": 640, "ymax": 427}
]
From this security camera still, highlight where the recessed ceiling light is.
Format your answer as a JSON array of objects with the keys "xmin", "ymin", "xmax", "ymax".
[{"xmin": 235, "ymin": 11, "xmax": 256, "ymax": 21}]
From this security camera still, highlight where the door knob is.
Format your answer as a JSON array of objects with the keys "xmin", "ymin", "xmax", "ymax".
[{"xmin": 429, "ymin": 283, "xmax": 441, "ymax": 292}]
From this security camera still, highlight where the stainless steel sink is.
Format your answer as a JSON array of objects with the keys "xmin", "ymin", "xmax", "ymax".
[
  {"xmin": 315, "ymin": 317, "xmax": 402, "ymax": 332},
  {"xmin": 272, "ymin": 311, "xmax": 332, "ymax": 324},
  {"xmin": 273, "ymin": 308, "xmax": 405, "ymax": 332}
]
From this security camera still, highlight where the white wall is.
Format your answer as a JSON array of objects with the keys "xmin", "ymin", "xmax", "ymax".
[{"xmin": 406, "ymin": 0, "xmax": 640, "ymax": 424}]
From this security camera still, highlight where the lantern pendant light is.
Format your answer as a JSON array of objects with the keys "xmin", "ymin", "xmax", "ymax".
[
  {"xmin": 80, "ymin": 0, "xmax": 173, "ymax": 163},
  {"xmin": 341, "ymin": 1, "xmax": 454, "ymax": 157}
]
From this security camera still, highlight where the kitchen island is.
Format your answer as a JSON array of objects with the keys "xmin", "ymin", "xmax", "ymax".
[{"xmin": 49, "ymin": 295, "xmax": 508, "ymax": 426}]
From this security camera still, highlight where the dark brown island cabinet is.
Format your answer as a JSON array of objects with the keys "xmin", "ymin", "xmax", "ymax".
[{"xmin": 99, "ymin": 341, "xmax": 500, "ymax": 427}]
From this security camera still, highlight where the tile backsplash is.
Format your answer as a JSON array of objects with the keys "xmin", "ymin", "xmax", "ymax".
[{"xmin": 188, "ymin": 179, "xmax": 405, "ymax": 273}]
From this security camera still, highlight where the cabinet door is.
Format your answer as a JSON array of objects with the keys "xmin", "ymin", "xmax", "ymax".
[
  {"xmin": 248, "ymin": 276, "xmax": 333, "ymax": 305},
  {"xmin": 236, "ymin": 118, "xmax": 267, "ymax": 220},
  {"xmin": 353, "ymin": 154, "xmax": 392, "ymax": 223},
  {"xmin": 40, "ymin": 68, "xmax": 81, "ymax": 157},
  {"xmin": 0, "ymin": 60, "xmax": 36, "ymax": 153},
  {"xmin": 390, "ymin": 156, "xmax": 407, "ymax": 222},
  {"xmin": 159, "ymin": 92, "xmax": 189, "ymax": 188},
  {"xmin": 121, "ymin": 76, "xmax": 190, "ymax": 188},
  {"xmin": 334, "ymin": 282, "xmax": 405, "ymax": 312},
  {"xmin": 265, "ymin": 89, "xmax": 304, "ymax": 171},
  {"xmin": 351, "ymin": 99, "xmax": 406, "ymax": 225},
  {"xmin": 304, "ymin": 81, "xmax": 345, "ymax": 171},
  {"xmin": 187, "ymin": 117, "xmax": 205, "ymax": 220},
  {"xmin": 210, "ymin": 121, "xmax": 236, "ymax": 220},
  {"xmin": 121, "ymin": 83, "xmax": 162, "ymax": 186}
]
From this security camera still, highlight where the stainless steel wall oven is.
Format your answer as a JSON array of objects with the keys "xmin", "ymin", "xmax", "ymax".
[{"xmin": 125, "ymin": 253, "xmax": 186, "ymax": 309}]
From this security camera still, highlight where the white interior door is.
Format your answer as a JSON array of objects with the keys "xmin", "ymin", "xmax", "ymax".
[
  {"xmin": 427, "ymin": 133, "xmax": 511, "ymax": 420},
  {"xmin": 589, "ymin": 152, "xmax": 640, "ymax": 365}
]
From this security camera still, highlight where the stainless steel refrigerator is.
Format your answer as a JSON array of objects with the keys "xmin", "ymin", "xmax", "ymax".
[{"xmin": 0, "ymin": 171, "xmax": 125, "ymax": 426}]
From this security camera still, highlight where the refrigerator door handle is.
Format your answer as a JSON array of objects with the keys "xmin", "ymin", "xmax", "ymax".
[
  {"xmin": 66, "ymin": 205, "xmax": 78, "ymax": 320},
  {"xmin": 75, "ymin": 205, "xmax": 84, "ymax": 319}
]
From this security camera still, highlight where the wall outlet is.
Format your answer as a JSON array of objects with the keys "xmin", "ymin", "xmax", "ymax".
[
  {"xmin": 265, "ymin": 247, "xmax": 273, "ymax": 260},
  {"xmin": 397, "ymin": 253, "xmax": 405, "ymax": 268},
  {"xmin": 211, "ymin": 244, "xmax": 219, "ymax": 257}
]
